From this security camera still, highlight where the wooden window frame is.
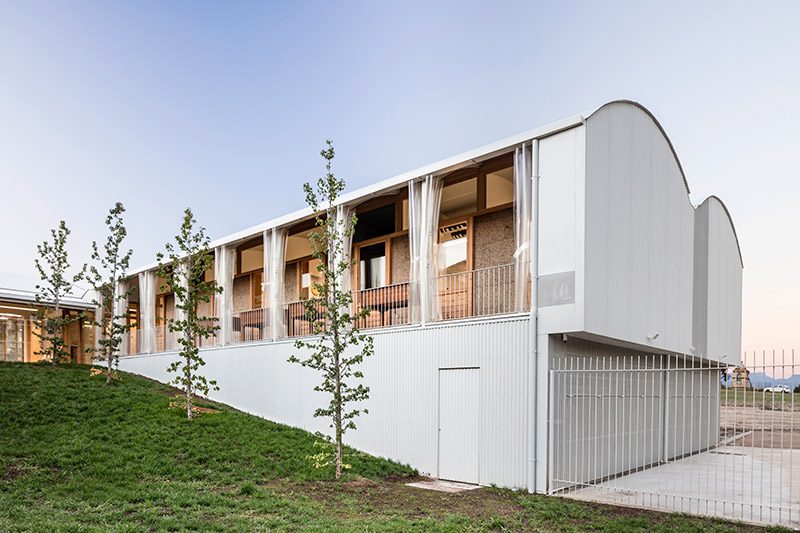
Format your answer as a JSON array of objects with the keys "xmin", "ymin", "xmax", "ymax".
[
  {"xmin": 235, "ymin": 236, "xmax": 264, "ymax": 278},
  {"xmin": 354, "ymin": 237, "xmax": 393, "ymax": 291},
  {"xmin": 287, "ymin": 255, "xmax": 325, "ymax": 300}
]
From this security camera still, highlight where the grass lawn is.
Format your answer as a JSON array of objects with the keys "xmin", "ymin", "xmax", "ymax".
[{"xmin": 0, "ymin": 363, "xmax": 787, "ymax": 532}]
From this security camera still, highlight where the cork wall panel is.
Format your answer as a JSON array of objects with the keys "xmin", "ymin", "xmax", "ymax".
[
  {"xmin": 233, "ymin": 276, "xmax": 251, "ymax": 312},
  {"xmin": 391, "ymin": 234, "xmax": 410, "ymax": 283},
  {"xmin": 473, "ymin": 208, "xmax": 515, "ymax": 269},
  {"xmin": 197, "ymin": 300, "xmax": 212, "ymax": 319},
  {"xmin": 284, "ymin": 263, "xmax": 298, "ymax": 300}
]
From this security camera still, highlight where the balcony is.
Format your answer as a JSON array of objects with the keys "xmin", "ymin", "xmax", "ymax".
[
  {"xmin": 353, "ymin": 282, "xmax": 410, "ymax": 329},
  {"xmin": 285, "ymin": 298, "xmax": 324, "ymax": 337},
  {"xmin": 128, "ymin": 328, "xmax": 141, "ymax": 355},
  {"xmin": 123, "ymin": 263, "xmax": 524, "ymax": 353},
  {"xmin": 434, "ymin": 263, "xmax": 519, "ymax": 321},
  {"xmin": 155, "ymin": 324, "xmax": 177, "ymax": 352},
  {"xmin": 231, "ymin": 308, "xmax": 267, "ymax": 344}
]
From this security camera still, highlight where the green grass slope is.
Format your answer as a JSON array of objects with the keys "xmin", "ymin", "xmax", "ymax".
[{"xmin": 0, "ymin": 363, "xmax": 786, "ymax": 532}]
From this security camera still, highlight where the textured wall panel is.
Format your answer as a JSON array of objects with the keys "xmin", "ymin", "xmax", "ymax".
[
  {"xmin": 473, "ymin": 208, "xmax": 515, "ymax": 269},
  {"xmin": 118, "ymin": 317, "xmax": 531, "ymax": 488},
  {"xmin": 693, "ymin": 197, "xmax": 743, "ymax": 363},
  {"xmin": 584, "ymin": 103, "xmax": 695, "ymax": 354}
]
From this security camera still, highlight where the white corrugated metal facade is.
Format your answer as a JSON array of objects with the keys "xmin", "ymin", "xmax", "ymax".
[
  {"xmin": 119, "ymin": 316, "xmax": 530, "ymax": 487},
  {"xmin": 116, "ymin": 101, "xmax": 743, "ymax": 492}
]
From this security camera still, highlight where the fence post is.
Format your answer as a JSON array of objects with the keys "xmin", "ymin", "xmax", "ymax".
[{"xmin": 661, "ymin": 355, "xmax": 669, "ymax": 463}]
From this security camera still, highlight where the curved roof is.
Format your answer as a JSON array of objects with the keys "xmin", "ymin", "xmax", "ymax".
[
  {"xmin": 586, "ymin": 100, "xmax": 691, "ymax": 196},
  {"xmin": 586, "ymin": 101, "xmax": 742, "ymax": 268},
  {"xmin": 699, "ymin": 195, "xmax": 745, "ymax": 268},
  {"xmin": 127, "ymin": 99, "xmax": 739, "ymax": 276}
]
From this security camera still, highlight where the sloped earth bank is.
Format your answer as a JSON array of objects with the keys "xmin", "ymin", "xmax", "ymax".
[{"xmin": 0, "ymin": 363, "xmax": 787, "ymax": 532}]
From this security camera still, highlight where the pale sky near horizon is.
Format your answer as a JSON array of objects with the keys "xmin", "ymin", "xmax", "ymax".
[{"xmin": 1, "ymin": 1, "xmax": 798, "ymax": 350}]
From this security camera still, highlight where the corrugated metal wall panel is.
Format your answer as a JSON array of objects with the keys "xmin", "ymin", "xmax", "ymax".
[
  {"xmin": 583, "ymin": 103, "xmax": 695, "ymax": 354},
  {"xmin": 118, "ymin": 317, "xmax": 530, "ymax": 488},
  {"xmin": 693, "ymin": 197, "xmax": 743, "ymax": 363}
]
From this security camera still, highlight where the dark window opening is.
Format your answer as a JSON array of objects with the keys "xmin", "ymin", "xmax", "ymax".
[
  {"xmin": 353, "ymin": 204, "xmax": 395, "ymax": 243},
  {"xmin": 359, "ymin": 242, "xmax": 386, "ymax": 290}
]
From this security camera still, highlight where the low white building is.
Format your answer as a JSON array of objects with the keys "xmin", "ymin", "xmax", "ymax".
[{"xmin": 116, "ymin": 100, "xmax": 742, "ymax": 493}]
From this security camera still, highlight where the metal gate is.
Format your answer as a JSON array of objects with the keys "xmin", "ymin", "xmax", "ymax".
[{"xmin": 549, "ymin": 351, "xmax": 800, "ymax": 528}]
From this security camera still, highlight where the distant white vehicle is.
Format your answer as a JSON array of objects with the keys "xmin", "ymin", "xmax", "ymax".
[{"xmin": 764, "ymin": 385, "xmax": 791, "ymax": 394}]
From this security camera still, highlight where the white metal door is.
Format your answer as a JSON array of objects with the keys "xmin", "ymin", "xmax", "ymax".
[{"xmin": 438, "ymin": 367, "xmax": 480, "ymax": 484}]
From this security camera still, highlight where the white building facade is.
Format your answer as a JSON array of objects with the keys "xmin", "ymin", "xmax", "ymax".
[{"xmin": 116, "ymin": 100, "xmax": 743, "ymax": 493}]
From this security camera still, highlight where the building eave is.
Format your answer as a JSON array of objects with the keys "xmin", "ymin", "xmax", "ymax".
[{"xmin": 127, "ymin": 110, "xmax": 591, "ymax": 277}]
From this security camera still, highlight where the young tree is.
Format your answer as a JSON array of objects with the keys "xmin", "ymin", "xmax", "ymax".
[
  {"xmin": 86, "ymin": 202, "xmax": 133, "ymax": 384},
  {"xmin": 157, "ymin": 208, "xmax": 221, "ymax": 420},
  {"xmin": 34, "ymin": 220, "xmax": 83, "ymax": 365},
  {"xmin": 288, "ymin": 141, "xmax": 373, "ymax": 479}
]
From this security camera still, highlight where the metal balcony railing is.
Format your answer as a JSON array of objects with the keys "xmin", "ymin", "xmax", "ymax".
[
  {"xmin": 354, "ymin": 282, "xmax": 410, "ymax": 330},
  {"xmin": 127, "ymin": 328, "xmax": 141, "ymax": 355},
  {"xmin": 231, "ymin": 308, "xmax": 267, "ymax": 344},
  {"xmin": 285, "ymin": 298, "xmax": 325, "ymax": 337},
  {"xmin": 154, "ymin": 324, "xmax": 177, "ymax": 353},
  {"xmin": 129, "ymin": 263, "xmax": 522, "ymax": 350},
  {"xmin": 433, "ymin": 263, "xmax": 518, "ymax": 321}
]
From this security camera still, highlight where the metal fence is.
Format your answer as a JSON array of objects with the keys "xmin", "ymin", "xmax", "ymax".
[{"xmin": 550, "ymin": 350, "xmax": 800, "ymax": 528}]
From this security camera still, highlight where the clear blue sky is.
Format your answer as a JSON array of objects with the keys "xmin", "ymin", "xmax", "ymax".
[{"xmin": 1, "ymin": 0, "xmax": 798, "ymax": 349}]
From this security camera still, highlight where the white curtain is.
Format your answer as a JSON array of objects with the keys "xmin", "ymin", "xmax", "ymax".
[
  {"xmin": 408, "ymin": 174, "xmax": 443, "ymax": 324},
  {"xmin": 426, "ymin": 175, "xmax": 443, "ymax": 321},
  {"xmin": 408, "ymin": 180, "xmax": 423, "ymax": 324},
  {"xmin": 266, "ymin": 228, "xmax": 287, "ymax": 340},
  {"xmin": 174, "ymin": 262, "xmax": 187, "ymax": 323},
  {"xmin": 114, "ymin": 279, "xmax": 129, "ymax": 356},
  {"xmin": 514, "ymin": 143, "xmax": 533, "ymax": 312},
  {"xmin": 338, "ymin": 204, "xmax": 355, "ymax": 294},
  {"xmin": 214, "ymin": 246, "xmax": 234, "ymax": 345},
  {"xmin": 174, "ymin": 261, "xmax": 190, "ymax": 343},
  {"xmin": 138, "ymin": 271, "xmax": 157, "ymax": 353},
  {"xmin": 262, "ymin": 229, "xmax": 270, "ymax": 314}
]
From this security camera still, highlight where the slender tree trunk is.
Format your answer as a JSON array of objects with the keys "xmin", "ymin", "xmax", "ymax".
[
  {"xmin": 107, "ymin": 271, "xmax": 117, "ymax": 384},
  {"xmin": 331, "ymin": 239, "xmax": 343, "ymax": 480},
  {"xmin": 185, "ymin": 351, "xmax": 192, "ymax": 420},
  {"xmin": 107, "ymin": 300, "xmax": 113, "ymax": 384},
  {"xmin": 105, "ymin": 321, "xmax": 112, "ymax": 383},
  {"xmin": 53, "ymin": 301, "xmax": 60, "ymax": 366},
  {"xmin": 334, "ymin": 350, "xmax": 342, "ymax": 479},
  {"xmin": 185, "ymin": 277, "xmax": 194, "ymax": 420}
]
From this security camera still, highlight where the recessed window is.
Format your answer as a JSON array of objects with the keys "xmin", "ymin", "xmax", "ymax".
[
  {"xmin": 359, "ymin": 242, "xmax": 386, "ymax": 290},
  {"xmin": 486, "ymin": 166, "xmax": 513, "ymax": 208},
  {"xmin": 286, "ymin": 232, "xmax": 315, "ymax": 262},
  {"xmin": 238, "ymin": 243, "xmax": 263, "ymax": 274},
  {"xmin": 438, "ymin": 221, "xmax": 468, "ymax": 275},
  {"xmin": 300, "ymin": 258, "xmax": 324, "ymax": 299},
  {"xmin": 354, "ymin": 204, "xmax": 395, "ymax": 243},
  {"xmin": 440, "ymin": 178, "xmax": 477, "ymax": 220}
]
